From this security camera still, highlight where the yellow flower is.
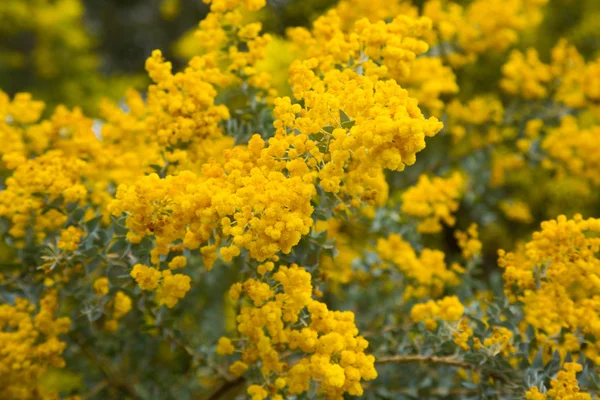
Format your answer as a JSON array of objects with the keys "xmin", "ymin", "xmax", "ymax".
[
  {"xmin": 93, "ymin": 277, "xmax": 109, "ymax": 296},
  {"xmin": 216, "ymin": 337, "xmax": 235, "ymax": 355}
]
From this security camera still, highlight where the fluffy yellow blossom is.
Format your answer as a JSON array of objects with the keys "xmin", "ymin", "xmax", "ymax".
[
  {"xmin": 57, "ymin": 226, "xmax": 86, "ymax": 251},
  {"xmin": 453, "ymin": 319, "xmax": 474, "ymax": 351},
  {"xmin": 219, "ymin": 264, "xmax": 376, "ymax": 398},
  {"xmin": 542, "ymin": 116, "xmax": 600, "ymax": 186},
  {"xmin": 247, "ymin": 384, "xmax": 268, "ymax": 400},
  {"xmin": 113, "ymin": 291, "xmax": 132, "ymax": 320},
  {"xmin": 168, "ymin": 256, "xmax": 187, "ymax": 270},
  {"xmin": 500, "ymin": 200, "xmax": 534, "ymax": 224},
  {"xmin": 483, "ymin": 327, "xmax": 516, "ymax": 357},
  {"xmin": 376, "ymin": 233, "xmax": 460, "ymax": 299},
  {"xmin": 216, "ymin": 337, "xmax": 236, "ymax": 355},
  {"xmin": 131, "ymin": 264, "xmax": 162, "ymax": 291},
  {"xmin": 446, "ymin": 96, "xmax": 509, "ymax": 153},
  {"xmin": 0, "ymin": 151, "xmax": 87, "ymax": 241},
  {"xmin": 331, "ymin": 0, "xmax": 418, "ymax": 30},
  {"xmin": 423, "ymin": 0, "xmax": 547, "ymax": 67},
  {"xmin": 500, "ymin": 215, "xmax": 600, "ymax": 364},
  {"xmin": 455, "ymin": 223, "xmax": 482, "ymax": 260},
  {"xmin": 229, "ymin": 360, "xmax": 248, "ymax": 376},
  {"xmin": 526, "ymin": 363, "xmax": 592, "ymax": 400},
  {"xmin": 501, "ymin": 48, "xmax": 552, "ymax": 99},
  {"xmin": 410, "ymin": 296, "xmax": 465, "ymax": 331},
  {"xmin": 397, "ymin": 56, "xmax": 459, "ymax": 115},
  {"xmin": 93, "ymin": 277, "xmax": 110, "ymax": 296},
  {"xmin": 401, "ymin": 172, "xmax": 465, "ymax": 233},
  {"xmin": 156, "ymin": 270, "xmax": 191, "ymax": 308},
  {"xmin": 0, "ymin": 291, "xmax": 70, "ymax": 399}
]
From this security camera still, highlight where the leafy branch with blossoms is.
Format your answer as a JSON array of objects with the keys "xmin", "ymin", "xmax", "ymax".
[{"xmin": 1, "ymin": 0, "xmax": 600, "ymax": 399}]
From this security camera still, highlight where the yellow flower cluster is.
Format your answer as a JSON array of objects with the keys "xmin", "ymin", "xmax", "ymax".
[
  {"xmin": 330, "ymin": 0, "xmax": 418, "ymax": 30},
  {"xmin": 376, "ymin": 233, "xmax": 461, "ymax": 299},
  {"xmin": 446, "ymin": 96, "xmax": 509, "ymax": 152},
  {"xmin": 109, "ymin": 135, "xmax": 316, "ymax": 265},
  {"xmin": 284, "ymin": 64, "xmax": 441, "ymax": 195},
  {"xmin": 423, "ymin": 0, "xmax": 548, "ymax": 67},
  {"xmin": 0, "ymin": 291, "xmax": 71, "ymax": 399},
  {"xmin": 0, "ymin": 92, "xmax": 44, "ymax": 165},
  {"xmin": 501, "ymin": 40, "xmax": 600, "ymax": 109},
  {"xmin": 93, "ymin": 277, "xmax": 110, "ymax": 296},
  {"xmin": 500, "ymin": 200, "xmax": 534, "ymax": 224},
  {"xmin": 453, "ymin": 319, "xmax": 474, "ymax": 351},
  {"xmin": 0, "ymin": 151, "xmax": 87, "ymax": 243},
  {"xmin": 410, "ymin": 296, "xmax": 465, "ymax": 331},
  {"xmin": 401, "ymin": 172, "xmax": 465, "ymax": 233},
  {"xmin": 455, "ymin": 223, "xmax": 482, "ymax": 260},
  {"xmin": 57, "ymin": 226, "xmax": 86, "ymax": 252},
  {"xmin": 501, "ymin": 49, "xmax": 552, "ymax": 100},
  {"xmin": 131, "ymin": 264, "xmax": 191, "ymax": 308},
  {"xmin": 287, "ymin": 10, "xmax": 432, "ymax": 79},
  {"xmin": 526, "ymin": 363, "xmax": 591, "ymax": 400},
  {"xmin": 542, "ymin": 116, "xmax": 600, "ymax": 186},
  {"xmin": 174, "ymin": 0, "xmax": 273, "ymax": 95},
  {"xmin": 104, "ymin": 291, "xmax": 133, "ymax": 331},
  {"xmin": 482, "ymin": 327, "xmax": 516, "ymax": 357},
  {"xmin": 499, "ymin": 215, "xmax": 600, "ymax": 364},
  {"xmin": 396, "ymin": 56, "xmax": 459, "ymax": 115},
  {"xmin": 220, "ymin": 264, "xmax": 377, "ymax": 399}
]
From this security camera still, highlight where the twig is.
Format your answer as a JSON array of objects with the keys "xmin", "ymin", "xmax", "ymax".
[
  {"xmin": 81, "ymin": 380, "xmax": 109, "ymax": 400},
  {"xmin": 74, "ymin": 336, "xmax": 141, "ymax": 399},
  {"xmin": 376, "ymin": 354, "xmax": 471, "ymax": 369},
  {"xmin": 205, "ymin": 377, "xmax": 245, "ymax": 400},
  {"xmin": 375, "ymin": 354, "xmax": 511, "ymax": 384}
]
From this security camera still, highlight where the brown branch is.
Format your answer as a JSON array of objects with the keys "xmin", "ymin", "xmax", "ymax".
[
  {"xmin": 205, "ymin": 377, "xmax": 245, "ymax": 400},
  {"xmin": 376, "ymin": 354, "xmax": 471, "ymax": 369},
  {"xmin": 375, "ymin": 354, "xmax": 511, "ymax": 384}
]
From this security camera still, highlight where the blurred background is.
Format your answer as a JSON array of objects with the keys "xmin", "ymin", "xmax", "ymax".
[{"xmin": 1, "ymin": 0, "xmax": 599, "ymax": 117}]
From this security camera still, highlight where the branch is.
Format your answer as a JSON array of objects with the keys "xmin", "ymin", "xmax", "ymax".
[
  {"xmin": 375, "ymin": 354, "xmax": 511, "ymax": 384},
  {"xmin": 205, "ymin": 377, "xmax": 245, "ymax": 400},
  {"xmin": 376, "ymin": 354, "xmax": 470, "ymax": 369}
]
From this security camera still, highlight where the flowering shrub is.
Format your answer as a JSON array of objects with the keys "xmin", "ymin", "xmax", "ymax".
[{"xmin": 1, "ymin": 0, "xmax": 600, "ymax": 398}]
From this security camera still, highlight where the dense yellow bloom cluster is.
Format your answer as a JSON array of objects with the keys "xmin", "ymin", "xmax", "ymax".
[
  {"xmin": 453, "ymin": 319, "xmax": 474, "ymax": 351},
  {"xmin": 445, "ymin": 96, "xmax": 508, "ymax": 151},
  {"xmin": 501, "ymin": 40, "xmax": 600, "ymax": 109},
  {"xmin": 0, "ymin": 291, "xmax": 71, "ymax": 399},
  {"xmin": 376, "ymin": 233, "xmax": 461, "ymax": 299},
  {"xmin": 455, "ymin": 223, "xmax": 482, "ymax": 260},
  {"xmin": 331, "ymin": 0, "xmax": 418, "ymax": 30},
  {"xmin": 499, "ymin": 215, "xmax": 600, "ymax": 363},
  {"xmin": 220, "ymin": 264, "xmax": 377, "ymax": 399},
  {"xmin": 500, "ymin": 200, "xmax": 534, "ymax": 224},
  {"xmin": 501, "ymin": 49, "xmax": 552, "ymax": 100},
  {"xmin": 57, "ymin": 226, "xmax": 86, "ymax": 252},
  {"xmin": 423, "ymin": 0, "xmax": 547, "ymax": 66},
  {"xmin": 526, "ymin": 363, "xmax": 591, "ymax": 400},
  {"xmin": 109, "ymin": 136, "xmax": 316, "ymax": 265},
  {"xmin": 482, "ymin": 327, "xmax": 516, "ymax": 357},
  {"xmin": 0, "ymin": 151, "xmax": 87, "ymax": 243},
  {"xmin": 396, "ymin": 56, "xmax": 459, "ymax": 115},
  {"xmin": 287, "ymin": 10, "xmax": 432, "ymax": 79},
  {"xmin": 542, "ymin": 116, "xmax": 600, "ymax": 186},
  {"xmin": 131, "ymin": 264, "xmax": 191, "ymax": 308},
  {"xmin": 401, "ymin": 172, "xmax": 464, "ymax": 233},
  {"xmin": 410, "ymin": 296, "xmax": 464, "ymax": 331}
]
